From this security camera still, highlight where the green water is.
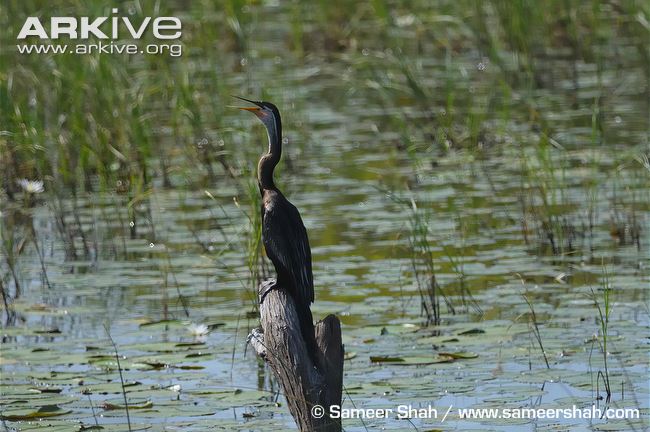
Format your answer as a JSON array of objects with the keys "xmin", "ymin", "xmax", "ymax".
[{"xmin": 1, "ymin": 1, "xmax": 649, "ymax": 430}]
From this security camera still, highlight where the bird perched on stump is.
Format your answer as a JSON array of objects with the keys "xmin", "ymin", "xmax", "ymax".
[{"xmin": 236, "ymin": 96, "xmax": 318, "ymax": 363}]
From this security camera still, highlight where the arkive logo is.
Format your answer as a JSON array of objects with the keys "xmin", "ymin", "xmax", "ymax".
[{"xmin": 17, "ymin": 8, "xmax": 181, "ymax": 40}]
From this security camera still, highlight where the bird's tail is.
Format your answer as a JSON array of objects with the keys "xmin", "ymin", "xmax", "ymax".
[{"xmin": 297, "ymin": 303, "xmax": 320, "ymax": 366}]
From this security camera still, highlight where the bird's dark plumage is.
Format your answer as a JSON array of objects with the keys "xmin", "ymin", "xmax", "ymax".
[
  {"xmin": 262, "ymin": 189, "xmax": 314, "ymax": 307},
  {"xmin": 237, "ymin": 97, "xmax": 317, "ymax": 360}
]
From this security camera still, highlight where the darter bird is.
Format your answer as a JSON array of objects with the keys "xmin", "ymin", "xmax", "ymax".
[{"xmin": 236, "ymin": 96, "xmax": 318, "ymax": 362}]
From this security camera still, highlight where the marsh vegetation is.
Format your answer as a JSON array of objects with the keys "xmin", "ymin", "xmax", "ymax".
[{"xmin": 1, "ymin": 1, "xmax": 648, "ymax": 430}]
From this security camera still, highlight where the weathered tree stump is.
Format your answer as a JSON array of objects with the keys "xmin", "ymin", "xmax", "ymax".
[{"xmin": 248, "ymin": 279, "xmax": 344, "ymax": 431}]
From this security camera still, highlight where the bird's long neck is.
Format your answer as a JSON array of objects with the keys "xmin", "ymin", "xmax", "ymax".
[{"xmin": 258, "ymin": 122, "xmax": 281, "ymax": 191}]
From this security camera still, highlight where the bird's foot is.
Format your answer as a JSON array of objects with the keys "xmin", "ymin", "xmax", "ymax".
[
  {"xmin": 259, "ymin": 279, "xmax": 278, "ymax": 304},
  {"xmin": 247, "ymin": 327, "xmax": 266, "ymax": 358},
  {"xmin": 246, "ymin": 327, "xmax": 264, "ymax": 344}
]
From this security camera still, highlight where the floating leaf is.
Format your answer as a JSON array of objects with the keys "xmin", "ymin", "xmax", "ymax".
[
  {"xmin": 29, "ymin": 386, "xmax": 63, "ymax": 393},
  {"xmin": 34, "ymin": 328, "xmax": 62, "ymax": 334},
  {"xmin": 139, "ymin": 319, "xmax": 183, "ymax": 328},
  {"xmin": 458, "ymin": 328, "xmax": 485, "ymax": 335},
  {"xmin": 1, "ymin": 404, "xmax": 71, "ymax": 421},
  {"xmin": 393, "ymin": 356, "xmax": 456, "ymax": 365},
  {"xmin": 370, "ymin": 356, "xmax": 404, "ymax": 363},
  {"xmin": 185, "ymin": 352, "xmax": 211, "ymax": 358},
  {"xmin": 102, "ymin": 400, "xmax": 153, "ymax": 410},
  {"xmin": 175, "ymin": 341, "xmax": 206, "ymax": 347},
  {"xmin": 439, "ymin": 352, "xmax": 479, "ymax": 359}
]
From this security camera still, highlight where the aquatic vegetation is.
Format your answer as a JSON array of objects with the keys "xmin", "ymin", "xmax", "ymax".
[
  {"xmin": 17, "ymin": 178, "xmax": 44, "ymax": 194},
  {"xmin": 105, "ymin": 326, "xmax": 133, "ymax": 432},
  {"xmin": 0, "ymin": 0, "xmax": 648, "ymax": 430},
  {"xmin": 590, "ymin": 264, "xmax": 613, "ymax": 402},
  {"xmin": 188, "ymin": 322, "xmax": 210, "ymax": 337},
  {"xmin": 515, "ymin": 275, "xmax": 550, "ymax": 369}
]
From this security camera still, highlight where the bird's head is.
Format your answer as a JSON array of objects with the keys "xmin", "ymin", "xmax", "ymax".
[{"xmin": 234, "ymin": 96, "xmax": 282, "ymax": 141}]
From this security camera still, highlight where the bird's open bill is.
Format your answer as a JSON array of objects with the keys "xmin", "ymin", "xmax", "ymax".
[{"xmin": 232, "ymin": 95, "xmax": 262, "ymax": 111}]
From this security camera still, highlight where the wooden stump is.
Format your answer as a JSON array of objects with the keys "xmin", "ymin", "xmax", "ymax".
[{"xmin": 248, "ymin": 279, "xmax": 344, "ymax": 431}]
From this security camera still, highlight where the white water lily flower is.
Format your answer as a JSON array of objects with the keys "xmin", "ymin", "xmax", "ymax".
[
  {"xmin": 17, "ymin": 179, "xmax": 44, "ymax": 194},
  {"xmin": 395, "ymin": 14, "xmax": 415, "ymax": 27},
  {"xmin": 188, "ymin": 323, "xmax": 209, "ymax": 337}
]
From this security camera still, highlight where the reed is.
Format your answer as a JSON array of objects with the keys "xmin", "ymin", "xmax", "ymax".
[{"xmin": 590, "ymin": 263, "xmax": 613, "ymax": 402}]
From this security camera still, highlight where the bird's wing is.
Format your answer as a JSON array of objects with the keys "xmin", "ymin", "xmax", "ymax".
[{"xmin": 262, "ymin": 198, "xmax": 314, "ymax": 305}]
